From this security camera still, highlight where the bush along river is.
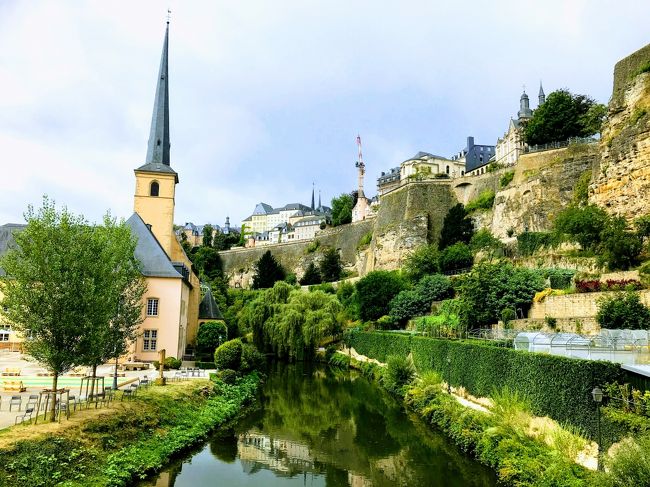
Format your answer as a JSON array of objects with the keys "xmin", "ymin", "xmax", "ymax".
[{"xmin": 143, "ymin": 363, "xmax": 496, "ymax": 487}]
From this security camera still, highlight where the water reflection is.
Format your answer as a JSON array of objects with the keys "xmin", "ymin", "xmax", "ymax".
[{"xmin": 143, "ymin": 363, "xmax": 495, "ymax": 487}]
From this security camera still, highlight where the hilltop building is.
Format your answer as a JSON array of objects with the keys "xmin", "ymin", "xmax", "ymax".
[
  {"xmin": 451, "ymin": 136, "xmax": 496, "ymax": 176},
  {"xmin": 495, "ymin": 84, "xmax": 545, "ymax": 166}
]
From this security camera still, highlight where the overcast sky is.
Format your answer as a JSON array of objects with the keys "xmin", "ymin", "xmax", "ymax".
[{"xmin": 1, "ymin": 1, "xmax": 649, "ymax": 227}]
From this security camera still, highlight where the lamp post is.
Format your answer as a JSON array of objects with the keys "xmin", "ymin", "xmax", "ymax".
[
  {"xmin": 592, "ymin": 386, "xmax": 604, "ymax": 471},
  {"xmin": 446, "ymin": 357, "xmax": 452, "ymax": 394}
]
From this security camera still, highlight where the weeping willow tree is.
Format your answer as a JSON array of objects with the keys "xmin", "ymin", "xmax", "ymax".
[{"xmin": 244, "ymin": 281, "xmax": 343, "ymax": 360}]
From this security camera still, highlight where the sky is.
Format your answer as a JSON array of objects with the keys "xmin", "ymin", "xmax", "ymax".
[{"xmin": 1, "ymin": 1, "xmax": 649, "ymax": 228}]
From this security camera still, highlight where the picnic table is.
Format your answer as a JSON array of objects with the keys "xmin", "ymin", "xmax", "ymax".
[{"xmin": 3, "ymin": 380, "xmax": 26, "ymax": 392}]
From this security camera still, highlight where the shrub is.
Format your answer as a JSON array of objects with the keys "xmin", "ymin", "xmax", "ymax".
[
  {"xmin": 501, "ymin": 308, "xmax": 516, "ymax": 327},
  {"xmin": 214, "ymin": 339, "xmax": 243, "ymax": 371},
  {"xmin": 309, "ymin": 282, "xmax": 336, "ymax": 294},
  {"xmin": 284, "ymin": 273, "xmax": 297, "ymax": 285},
  {"xmin": 517, "ymin": 231, "xmax": 555, "ymax": 256},
  {"xmin": 382, "ymin": 354, "xmax": 416, "ymax": 396},
  {"xmin": 573, "ymin": 170, "xmax": 592, "ymax": 205},
  {"xmin": 542, "ymin": 268, "xmax": 576, "ymax": 289},
  {"xmin": 439, "ymin": 242, "xmax": 473, "ymax": 272},
  {"xmin": 416, "ymin": 274, "xmax": 453, "ymax": 302},
  {"xmin": 553, "ymin": 204, "xmax": 608, "ymax": 251},
  {"xmin": 336, "ymin": 281, "xmax": 358, "ymax": 319},
  {"xmin": 499, "ymin": 171, "xmax": 515, "ymax": 188},
  {"xmin": 457, "ymin": 261, "xmax": 545, "ymax": 329},
  {"xmin": 598, "ymin": 216, "xmax": 643, "ymax": 270},
  {"xmin": 197, "ymin": 321, "xmax": 228, "ymax": 352},
  {"xmin": 465, "ymin": 189, "xmax": 495, "ymax": 213},
  {"xmin": 470, "ymin": 229, "xmax": 502, "ymax": 256},
  {"xmin": 545, "ymin": 316, "xmax": 558, "ymax": 329},
  {"xmin": 152, "ymin": 356, "xmax": 182, "ymax": 370},
  {"xmin": 240, "ymin": 344, "xmax": 264, "ymax": 372},
  {"xmin": 356, "ymin": 271, "xmax": 407, "ymax": 321},
  {"xmin": 305, "ymin": 239, "xmax": 321, "ymax": 254},
  {"xmin": 635, "ymin": 61, "xmax": 650, "ymax": 77},
  {"xmin": 389, "ymin": 290, "xmax": 426, "ymax": 325},
  {"xmin": 596, "ymin": 292, "xmax": 650, "ymax": 330},
  {"xmin": 376, "ymin": 315, "xmax": 396, "ymax": 330},
  {"xmin": 605, "ymin": 435, "xmax": 650, "ymax": 486},
  {"xmin": 217, "ymin": 369, "xmax": 239, "ymax": 384},
  {"xmin": 575, "ymin": 279, "xmax": 602, "ymax": 293},
  {"xmin": 403, "ymin": 244, "xmax": 440, "ymax": 282},
  {"xmin": 346, "ymin": 331, "xmax": 623, "ymax": 441},
  {"xmin": 357, "ymin": 232, "xmax": 373, "ymax": 250},
  {"xmin": 299, "ymin": 262, "xmax": 322, "ymax": 285}
]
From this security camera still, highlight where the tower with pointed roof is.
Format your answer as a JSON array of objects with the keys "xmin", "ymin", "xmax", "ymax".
[
  {"xmin": 311, "ymin": 183, "xmax": 315, "ymax": 211},
  {"xmin": 539, "ymin": 82, "xmax": 546, "ymax": 106},
  {"xmin": 518, "ymin": 90, "xmax": 533, "ymax": 120},
  {"xmin": 133, "ymin": 20, "xmax": 178, "ymax": 258}
]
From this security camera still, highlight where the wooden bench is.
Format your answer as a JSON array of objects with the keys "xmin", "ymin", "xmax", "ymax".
[
  {"xmin": 1, "ymin": 368, "xmax": 21, "ymax": 376},
  {"xmin": 3, "ymin": 380, "xmax": 26, "ymax": 392}
]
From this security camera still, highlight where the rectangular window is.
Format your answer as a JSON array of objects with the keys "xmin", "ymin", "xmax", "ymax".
[
  {"xmin": 147, "ymin": 298, "xmax": 159, "ymax": 316},
  {"xmin": 143, "ymin": 329, "xmax": 158, "ymax": 351},
  {"xmin": 0, "ymin": 333, "xmax": 9, "ymax": 342}
]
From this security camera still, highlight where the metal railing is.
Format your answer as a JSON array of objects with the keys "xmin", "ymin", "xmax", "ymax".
[{"xmin": 525, "ymin": 136, "xmax": 597, "ymax": 154}]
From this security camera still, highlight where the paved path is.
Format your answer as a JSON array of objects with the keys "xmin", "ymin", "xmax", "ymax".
[{"xmin": 0, "ymin": 350, "xmax": 214, "ymax": 430}]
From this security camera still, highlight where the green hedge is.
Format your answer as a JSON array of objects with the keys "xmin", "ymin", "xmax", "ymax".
[
  {"xmin": 345, "ymin": 331, "xmax": 624, "ymax": 441},
  {"xmin": 196, "ymin": 361, "xmax": 215, "ymax": 370}
]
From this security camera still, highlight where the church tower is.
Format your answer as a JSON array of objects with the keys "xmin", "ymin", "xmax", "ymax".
[
  {"xmin": 518, "ymin": 89, "xmax": 533, "ymax": 120},
  {"xmin": 133, "ymin": 21, "xmax": 178, "ymax": 257},
  {"xmin": 538, "ymin": 82, "xmax": 546, "ymax": 106}
]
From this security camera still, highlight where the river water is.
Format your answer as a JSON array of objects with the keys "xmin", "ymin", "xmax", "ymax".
[{"xmin": 143, "ymin": 363, "xmax": 496, "ymax": 487}]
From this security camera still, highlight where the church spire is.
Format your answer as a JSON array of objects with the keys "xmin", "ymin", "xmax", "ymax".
[
  {"xmin": 318, "ymin": 190, "xmax": 322, "ymax": 211},
  {"xmin": 538, "ymin": 81, "xmax": 546, "ymax": 106},
  {"xmin": 145, "ymin": 21, "xmax": 171, "ymax": 166},
  {"xmin": 311, "ymin": 183, "xmax": 315, "ymax": 211}
]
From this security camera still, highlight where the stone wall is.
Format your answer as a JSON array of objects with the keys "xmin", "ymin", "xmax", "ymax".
[
  {"xmin": 219, "ymin": 219, "xmax": 374, "ymax": 288},
  {"xmin": 529, "ymin": 289, "xmax": 650, "ymax": 320},
  {"xmin": 611, "ymin": 42, "xmax": 650, "ymax": 109}
]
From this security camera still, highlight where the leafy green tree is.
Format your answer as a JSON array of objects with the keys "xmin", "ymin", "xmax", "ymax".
[
  {"xmin": 439, "ymin": 242, "xmax": 474, "ymax": 272},
  {"xmin": 78, "ymin": 215, "xmax": 147, "ymax": 384},
  {"xmin": 439, "ymin": 203, "xmax": 474, "ymax": 250},
  {"xmin": 524, "ymin": 90, "xmax": 605, "ymax": 145},
  {"xmin": 635, "ymin": 215, "xmax": 650, "ymax": 238},
  {"xmin": 470, "ymin": 229, "xmax": 502, "ymax": 259},
  {"xmin": 197, "ymin": 321, "xmax": 228, "ymax": 353},
  {"xmin": 403, "ymin": 244, "xmax": 440, "ymax": 282},
  {"xmin": 553, "ymin": 204, "xmax": 608, "ymax": 251},
  {"xmin": 319, "ymin": 247, "xmax": 342, "ymax": 282},
  {"xmin": 0, "ymin": 199, "xmax": 145, "ymax": 421},
  {"xmin": 598, "ymin": 217, "xmax": 643, "ymax": 270},
  {"xmin": 252, "ymin": 251, "xmax": 286, "ymax": 289},
  {"xmin": 356, "ymin": 271, "xmax": 407, "ymax": 321},
  {"xmin": 202, "ymin": 224, "xmax": 214, "ymax": 247},
  {"xmin": 331, "ymin": 193, "xmax": 354, "ymax": 226},
  {"xmin": 179, "ymin": 231, "xmax": 193, "ymax": 254},
  {"xmin": 300, "ymin": 262, "xmax": 322, "ymax": 285},
  {"xmin": 458, "ymin": 261, "xmax": 545, "ymax": 329},
  {"xmin": 416, "ymin": 274, "xmax": 454, "ymax": 303},
  {"xmin": 596, "ymin": 292, "xmax": 650, "ymax": 330},
  {"xmin": 389, "ymin": 290, "xmax": 427, "ymax": 325},
  {"xmin": 192, "ymin": 246, "xmax": 223, "ymax": 281}
]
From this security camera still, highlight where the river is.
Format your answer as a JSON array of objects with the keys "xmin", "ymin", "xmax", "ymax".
[{"xmin": 143, "ymin": 363, "xmax": 496, "ymax": 486}]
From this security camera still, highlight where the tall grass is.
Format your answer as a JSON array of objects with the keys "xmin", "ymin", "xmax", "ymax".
[{"xmin": 605, "ymin": 434, "xmax": 650, "ymax": 486}]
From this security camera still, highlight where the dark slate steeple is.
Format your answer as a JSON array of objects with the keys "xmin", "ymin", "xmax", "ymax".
[
  {"xmin": 147, "ymin": 21, "xmax": 170, "ymax": 166},
  {"xmin": 311, "ymin": 183, "xmax": 315, "ymax": 211},
  {"xmin": 538, "ymin": 82, "xmax": 546, "ymax": 106},
  {"xmin": 518, "ymin": 89, "xmax": 533, "ymax": 120}
]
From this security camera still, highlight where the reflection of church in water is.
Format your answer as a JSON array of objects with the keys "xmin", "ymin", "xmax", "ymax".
[{"xmin": 237, "ymin": 432, "xmax": 372, "ymax": 487}]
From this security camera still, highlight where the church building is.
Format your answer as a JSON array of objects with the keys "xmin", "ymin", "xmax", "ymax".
[{"xmin": 125, "ymin": 21, "xmax": 201, "ymax": 362}]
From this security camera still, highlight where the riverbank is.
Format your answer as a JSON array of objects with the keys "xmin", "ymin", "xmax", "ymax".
[
  {"xmin": 330, "ymin": 351, "xmax": 602, "ymax": 486},
  {"xmin": 0, "ymin": 373, "xmax": 261, "ymax": 487}
]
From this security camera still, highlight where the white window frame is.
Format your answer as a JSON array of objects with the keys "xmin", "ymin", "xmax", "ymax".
[
  {"xmin": 147, "ymin": 298, "xmax": 159, "ymax": 317},
  {"xmin": 143, "ymin": 329, "xmax": 158, "ymax": 351}
]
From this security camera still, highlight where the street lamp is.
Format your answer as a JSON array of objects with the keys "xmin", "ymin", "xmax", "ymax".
[
  {"xmin": 446, "ymin": 357, "xmax": 452, "ymax": 394},
  {"xmin": 592, "ymin": 386, "xmax": 604, "ymax": 471}
]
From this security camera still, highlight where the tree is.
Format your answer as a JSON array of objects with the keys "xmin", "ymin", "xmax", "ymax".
[
  {"xmin": 596, "ymin": 292, "xmax": 650, "ymax": 330},
  {"xmin": 389, "ymin": 274, "xmax": 453, "ymax": 326},
  {"xmin": 439, "ymin": 242, "xmax": 474, "ymax": 272},
  {"xmin": 553, "ymin": 204, "xmax": 608, "ymax": 251},
  {"xmin": 470, "ymin": 229, "xmax": 502, "ymax": 259},
  {"xmin": 403, "ymin": 244, "xmax": 440, "ymax": 282},
  {"xmin": 331, "ymin": 193, "xmax": 354, "ymax": 226},
  {"xmin": 355, "ymin": 271, "xmax": 407, "ymax": 321},
  {"xmin": 0, "ymin": 199, "xmax": 144, "ymax": 421},
  {"xmin": 319, "ymin": 247, "xmax": 342, "ymax": 282},
  {"xmin": 202, "ymin": 224, "xmax": 214, "ymax": 247},
  {"xmin": 252, "ymin": 250, "xmax": 285, "ymax": 289},
  {"xmin": 192, "ymin": 246, "xmax": 223, "ymax": 281},
  {"xmin": 598, "ymin": 217, "xmax": 643, "ymax": 270},
  {"xmin": 524, "ymin": 89, "xmax": 605, "ymax": 145},
  {"xmin": 458, "ymin": 262, "xmax": 545, "ymax": 329},
  {"xmin": 78, "ymin": 215, "xmax": 147, "ymax": 384},
  {"xmin": 439, "ymin": 203, "xmax": 474, "ymax": 250},
  {"xmin": 300, "ymin": 262, "xmax": 322, "ymax": 285},
  {"xmin": 197, "ymin": 321, "xmax": 228, "ymax": 353}
]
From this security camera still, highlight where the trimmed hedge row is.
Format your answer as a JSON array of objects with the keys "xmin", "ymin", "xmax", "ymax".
[{"xmin": 345, "ymin": 331, "xmax": 624, "ymax": 441}]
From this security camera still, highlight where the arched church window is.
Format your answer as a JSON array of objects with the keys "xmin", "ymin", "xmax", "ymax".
[
  {"xmin": 446, "ymin": 165, "xmax": 450, "ymax": 174},
  {"xmin": 150, "ymin": 181, "xmax": 160, "ymax": 197}
]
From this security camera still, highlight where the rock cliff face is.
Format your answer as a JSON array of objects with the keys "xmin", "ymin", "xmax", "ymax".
[{"xmin": 591, "ymin": 44, "xmax": 650, "ymax": 218}]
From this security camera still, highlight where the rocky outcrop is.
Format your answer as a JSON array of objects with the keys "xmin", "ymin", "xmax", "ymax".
[{"xmin": 591, "ymin": 57, "xmax": 650, "ymax": 218}]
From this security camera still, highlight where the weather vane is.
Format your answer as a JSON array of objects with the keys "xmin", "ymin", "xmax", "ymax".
[{"xmin": 166, "ymin": 8, "xmax": 171, "ymax": 24}]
